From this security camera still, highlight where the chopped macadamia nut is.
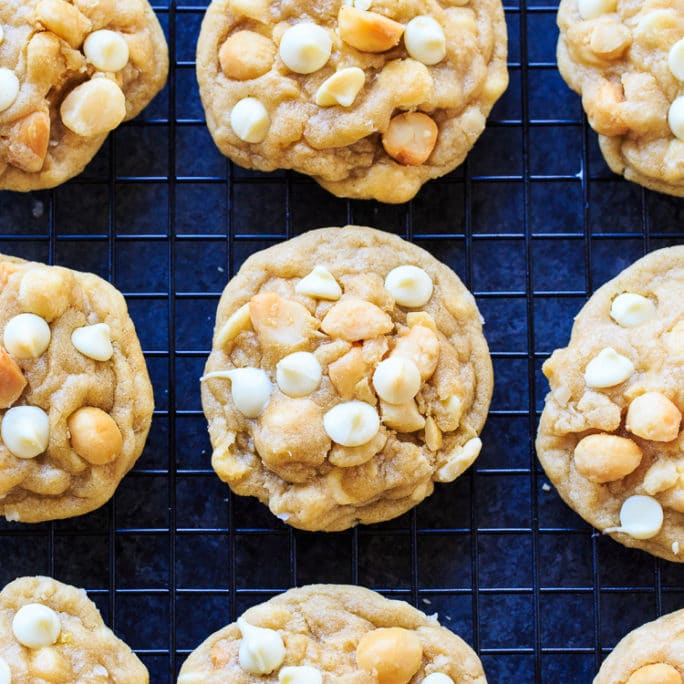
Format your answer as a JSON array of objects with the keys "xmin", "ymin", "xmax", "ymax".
[
  {"xmin": 3, "ymin": 313, "xmax": 51, "ymax": 359},
  {"xmin": 573, "ymin": 433, "xmax": 642, "ymax": 483},
  {"xmin": 229, "ymin": 0, "xmax": 270, "ymax": 21},
  {"xmin": 321, "ymin": 298, "xmax": 393, "ymax": 341},
  {"xmin": 230, "ymin": 97, "xmax": 271, "ymax": 143},
  {"xmin": 279, "ymin": 23, "xmax": 332, "ymax": 74},
  {"xmin": 35, "ymin": 0, "xmax": 91, "ymax": 48},
  {"xmin": 404, "ymin": 16, "xmax": 447, "ymax": 65},
  {"xmin": 578, "ymin": 0, "xmax": 616, "ymax": 20},
  {"xmin": 83, "ymin": 30, "xmax": 130, "ymax": 72},
  {"xmin": 337, "ymin": 6, "xmax": 405, "ymax": 52},
  {"xmin": 435, "ymin": 436, "xmax": 482, "ymax": 482},
  {"xmin": 583, "ymin": 347, "xmax": 634, "ymax": 388},
  {"xmin": 626, "ymin": 663, "xmax": 682, "ymax": 684},
  {"xmin": 589, "ymin": 21, "xmax": 631, "ymax": 59},
  {"xmin": 0, "ymin": 68, "xmax": 20, "ymax": 113},
  {"xmin": 60, "ymin": 79, "xmax": 127, "ymax": 137},
  {"xmin": 8, "ymin": 112, "xmax": 51, "ymax": 173},
  {"xmin": 391, "ymin": 323, "xmax": 440, "ymax": 380},
  {"xmin": 220, "ymin": 31, "xmax": 275, "ymax": 80},
  {"xmin": 216, "ymin": 303, "xmax": 252, "ymax": 348},
  {"xmin": 626, "ymin": 392, "xmax": 682, "ymax": 442},
  {"xmin": 315, "ymin": 67, "xmax": 366, "ymax": 107},
  {"xmin": 356, "ymin": 628, "xmax": 423, "ymax": 684},
  {"xmin": 18, "ymin": 267, "xmax": 70, "ymax": 321},
  {"xmin": 384, "ymin": 265, "xmax": 434, "ymax": 307},
  {"xmin": 380, "ymin": 399, "xmax": 425, "ymax": 432},
  {"xmin": 0, "ymin": 347, "xmax": 27, "ymax": 409},
  {"xmin": 295, "ymin": 266, "xmax": 342, "ymax": 300},
  {"xmin": 382, "ymin": 112, "xmax": 439, "ymax": 166},
  {"xmin": 68, "ymin": 407, "xmax": 123, "ymax": 465},
  {"xmin": 12, "ymin": 603, "xmax": 61, "ymax": 648}
]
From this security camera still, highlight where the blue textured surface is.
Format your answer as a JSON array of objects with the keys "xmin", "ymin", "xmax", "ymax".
[{"xmin": 0, "ymin": 1, "xmax": 683, "ymax": 683}]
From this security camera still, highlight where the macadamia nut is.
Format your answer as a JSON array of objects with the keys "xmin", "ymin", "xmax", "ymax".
[
  {"xmin": 68, "ymin": 407, "xmax": 123, "ymax": 465},
  {"xmin": 626, "ymin": 663, "xmax": 682, "ymax": 684},
  {"xmin": 60, "ymin": 78, "xmax": 127, "ymax": 137},
  {"xmin": 220, "ymin": 31, "xmax": 275, "ymax": 80},
  {"xmin": 18, "ymin": 267, "xmax": 70, "ymax": 321},
  {"xmin": 315, "ymin": 67, "xmax": 366, "ymax": 107},
  {"xmin": 356, "ymin": 627, "xmax": 423, "ymax": 684},
  {"xmin": 573, "ymin": 433, "xmax": 642, "ymax": 483},
  {"xmin": 626, "ymin": 392, "xmax": 682, "ymax": 442}
]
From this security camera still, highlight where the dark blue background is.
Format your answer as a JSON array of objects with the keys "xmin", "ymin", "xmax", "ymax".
[{"xmin": 0, "ymin": 1, "xmax": 683, "ymax": 682}]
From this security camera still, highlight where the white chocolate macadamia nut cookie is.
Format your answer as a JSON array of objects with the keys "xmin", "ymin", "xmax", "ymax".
[
  {"xmin": 177, "ymin": 584, "xmax": 487, "ymax": 683},
  {"xmin": 536, "ymin": 246, "xmax": 684, "ymax": 562},
  {"xmin": 557, "ymin": 0, "xmax": 684, "ymax": 196},
  {"xmin": 201, "ymin": 226, "xmax": 493, "ymax": 532},
  {"xmin": 0, "ymin": 0, "xmax": 168, "ymax": 191},
  {"xmin": 196, "ymin": 0, "xmax": 508, "ymax": 203},
  {"xmin": 0, "ymin": 254, "xmax": 154, "ymax": 523},
  {"xmin": 593, "ymin": 608, "xmax": 684, "ymax": 684},
  {"xmin": 0, "ymin": 576, "xmax": 148, "ymax": 682}
]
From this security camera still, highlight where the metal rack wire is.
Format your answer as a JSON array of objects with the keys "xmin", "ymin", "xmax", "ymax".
[{"xmin": 1, "ymin": 1, "xmax": 683, "ymax": 682}]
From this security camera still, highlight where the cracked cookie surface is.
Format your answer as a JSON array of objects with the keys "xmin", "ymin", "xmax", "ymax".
[
  {"xmin": 593, "ymin": 608, "xmax": 684, "ymax": 684},
  {"xmin": 178, "ymin": 584, "xmax": 487, "ymax": 683},
  {"xmin": 0, "ymin": 576, "xmax": 148, "ymax": 683},
  {"xmin": 0, "ymin": 254, "xmax": 154, "ymax": 523},
  {"xmin": 201, "ymin": 226, "xmax": 493, "ymax": 532},
  {"xmin": 557, "ymin": 0, "xmax": 684, "ymax": 196},
  {"xmin": 0, "ymin": 0, "xmax": 168, "ymax": 191},
  {"xmin": 196, "ymin": 0, "xmax": 508, "ymax": 203},
  {"xmin": 536, "ymin": 246, "xmax": 684, "ymax": 562}
]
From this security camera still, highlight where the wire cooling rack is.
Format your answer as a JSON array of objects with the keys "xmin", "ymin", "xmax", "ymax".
[{"xmin": 1, "ymin": 1, "xmax": 683, "ymax": 682}]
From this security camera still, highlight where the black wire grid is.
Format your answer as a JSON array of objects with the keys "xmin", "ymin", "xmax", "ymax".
[{"xmin": 1, "ymin": 1, "xmax": 683, "ymax": 682}]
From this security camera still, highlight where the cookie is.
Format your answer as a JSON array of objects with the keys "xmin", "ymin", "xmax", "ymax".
[
  {"xmin": 201, "ymin": 226, "xmax": 493, "ymax": 531},
  {"xmin": 594, "ymin": 609, "xmax": 684, "ymax": 684},
  {"xmin": 178, "ymin": 584, "xmax": 487, "ymax": 683},
  {"xmin": 0, "ymin": 254, "xmax": 154, "ymax": 523},
  {"xmin": 196, "ymin": 0, "xmax": 508, "ymax": 203},
  {"xmin": 0, "ymin": 0, "xmax": 169, "ymax": 192},
  {"xmin": 536, "ymin": 246, "xmax": 684, "ymax": 562},
  {"xmin": 557, "ymin": 0, "xmax": 684, "ymax": 196},
  {"xmin": 0, "ymin": 575, "xmax": 148, "ymax": 683}
]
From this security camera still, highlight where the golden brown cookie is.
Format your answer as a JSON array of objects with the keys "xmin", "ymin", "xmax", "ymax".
[
  {"xmin": 536, "ymin": 246, "xmax": 684, "ymax": 562},
  {"xmin": 593, "ymin": 609, "xmax": 684, "ymax": 684},
  {"xmin": 177, "ymin": 584, "xmax": 487, "ymax": 683},
  {"xmin": 201, "ymin": 226, "xmax": 493, "ymax": 531},
  {"xmin": 0, "ymin": 576, "xmax": 148, "ymax": 683},
  {"xmin": 0, "ymin": 0, "xmax": 169, "ymax": 192},
  {"xmin": 0, "ymin": 254, "xmax": 154, "ymax": 523},
  {"xmin": 557, "ymin": 0, "xmax": 684, "ymax": 196},
  {"xmin": 196, "ymin": 0, "xmax": 508, "ymax": 203}
]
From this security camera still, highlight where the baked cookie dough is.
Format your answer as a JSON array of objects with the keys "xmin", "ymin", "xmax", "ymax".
[
  {"xmin": 178, "ymin": 584, "xmax": 487, "ymax": 683},
  {"xmin": 196, "ymin": 0, "xmax": 508, "ymax": 203},
  {"xmin": 0, "ymin": 254, "xmax": 154, "ymax": 523},
  {"xmin": 0, "ymin": 575, "xmax": 148, "ymax": 683},
  {"xmin": 0, "ymin": 0, "xmax": 169, "ymax": 191},
  {"xmin": 536, "ymin": 246, "xmax": 684, "ymax": 562},
  {"xmin": 557, "ymin": 0, "xmax": 684, "ymax": 196},
  {"xmin": 594, "ymin": 608, "xmax": 684, "ymax": 684},
  {"xmin": 201, "ymin": 226, "xmax": 493, "ymax": 531}
]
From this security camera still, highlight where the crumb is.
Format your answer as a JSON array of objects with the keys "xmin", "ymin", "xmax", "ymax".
[
  {"xmin": 31, "ymin": 200, "xmax": 44, "ymax": 218},
  {"xmin": 542, "ymin": 483, "xmax": 552, "ymax": 492},
  {"xmin": 422, "ymin": 598, "xmax": 432, "ymax": 606},
  {"xmin": 217, "ymin": 266, "xmax": 225, "ymax": 273}
]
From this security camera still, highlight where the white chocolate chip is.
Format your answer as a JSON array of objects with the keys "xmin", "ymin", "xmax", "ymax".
[
  {"xmin": 71, "ymin": 323, "xmax": 113, "ymax": 362},
  {"xmin": 674, "ymin": 541, "xmax": 681, "ymax": 555},
  {"xmin": 0, "ymin": 68, "xmax": 20, "ymax": 113},
  {"xmin": 230, "ymin": 97, "xmax": 270, "ymax": 143},
  {"xmin": 423, "ymin": 675, "xmax": 455, "ymax": 684},
  {"xmin": 435, "ymin": 437, "xmax": 482, "ymax": 482},
  {"xmin": 578, "ymin": 0, "xmax": 616, "ymax": 19},
  {"xmin": 324, "ymin": 400, "xmax": 380, "ymax": 446},
  {"xmin": 385, "ymin": 265, "xmax": 434, "ymax": 307},
  {"xmin": 604, "ymin": 495, "xmax": 664, "ymax": 540},
  {"xmin": 0, "ymin": 657, "xmax": 10, "ymax": 684},
  {"xmin": 0, "ymin": 25, "xmax": 4, "ymax": 46},
  {"xmin": 315, "ymin": 67, "xmax": 365, "ymax": 107},
  {"xmin": 237, "ymin": 618, "xmax": 285, "ymax": 675},
  {"xmin": 583, "ymin": 347, "xmax": 634, "ymax": 388},
  {"xmin": 295, "ymin": 266, "xmax": 342, "ymax": 300},
  {"xmin": 216, "ymin": 303, "xmax": 252, "ymax": 348},
  {"xmin": 610, "ymin": 293, "xmax": 656, "ymax": 328},
  {"xmin": 2, "ymin": 406, "xmax": 50, "ymax": 459},
  {"xmin": 279, "ymin": 23, "xmax": 332, "ymax": 74},
  {"xmin": 404, "ymin": 16, "xmax": 446, "ymax": 65},
  {"xmin": 668, "ymin": 96, "xmax": 684, "ymax": 141},
  {"xmin": 669, "ymin": 38, "xmax": 684, "ymax": 81},
  {"xmin": 276, "ymin": 351, "xmax": 322, "ymax": 397},
  {"xmin": 279, "ymin": 666, "xmax": 323, "ymax": 684},
  {"xmin": 4, "ymin": 313, "xmax": 51, "ymax": 359},
  {"xmin": 92, "ymin": 665, "xmax": 108, "ymax": 677},
  {"xmin": 60, "ymin": 78, "xmax": 127, "ymax": 137},
  {"xmin": 12, "ymin": 604, "xmax": 61, "ymax": 648},
  {"xmin": 372, "ymin": 357, "xmax": 422, "ymax": 404},
  {"xmin": 201, "ymin": 367, "xmax": 272, "ymax": 418},
  {"xmin": 83, "ymin": 30, "xmax": 130, "ymax": 72}
]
